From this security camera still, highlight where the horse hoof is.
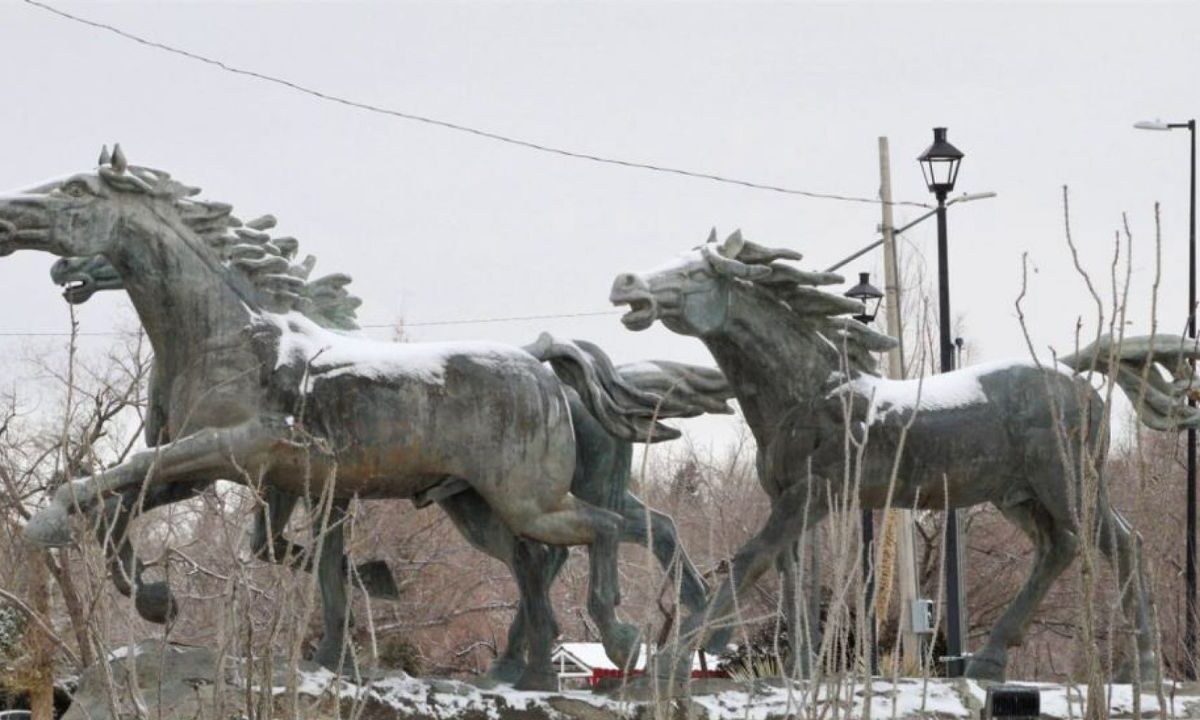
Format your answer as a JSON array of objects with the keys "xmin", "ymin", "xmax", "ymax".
[
  {"xmin": 134, "ymin": 582, "xmax": 178, "ymax": 625},
  {"xmin": 487, "ymin": 657, "xmax": 526, "ymax": 685},
  {"xmin": 514, "ymin": 667, "xmax": 557, "ymax": 691},
  {"xmin": 965, "ymin": 653, "xmax": 1007, "ymax": 682},
  {"xmin": 602, "ymin": 622, "xmax": 641, "ymax": 670},
  {"xmin": 24, "ymin": 503, "xmax": 72, "ymax": 547}
]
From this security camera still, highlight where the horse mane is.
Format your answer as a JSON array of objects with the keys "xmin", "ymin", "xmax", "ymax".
[
  {"xmin": 100, "ymin": 162, "xmax": 363, "ymax": 330},
  {"xmin": 704, "ymin": 231, "xmax": 899, "ymax": 377}
]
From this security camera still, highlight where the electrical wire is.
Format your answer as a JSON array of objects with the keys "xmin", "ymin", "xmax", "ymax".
[
  {"xmin": 21, "ymin": 0, "xmax": 930, "ymax": 209},
  {"xmin": 0, "ymin": 309, "xmax": 623, "ymax": 338}
]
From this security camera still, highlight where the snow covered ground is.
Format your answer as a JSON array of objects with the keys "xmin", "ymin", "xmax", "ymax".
[
  {"xmin": 69, "ymin": 642, "xmax": 1200, "ymax": 720},
  {"xmin": 282, "ymin": 669, "xmax": 1200, "ymax": 719}
]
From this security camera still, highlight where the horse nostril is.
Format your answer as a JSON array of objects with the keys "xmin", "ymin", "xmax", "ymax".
[
  {"xmin": 618, "ymin": 273, "xmax": 637, "ymax": 287},
  {"xmin": 0, "ymin": 219, "xmax": 13, "ymax": 241}
]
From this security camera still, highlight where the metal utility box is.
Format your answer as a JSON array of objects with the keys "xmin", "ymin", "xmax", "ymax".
[
  {"xmin": 910, "ymin": 598, "xmax": 935, "ymax": 634},
  {"xmin": 982, "ymin": 684, "xmax": 1040, "ymax": 720}
]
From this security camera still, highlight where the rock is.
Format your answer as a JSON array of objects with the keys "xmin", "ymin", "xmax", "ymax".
[{"xmin": 63, "ymin": 640, "xmax": 229, "ymax": 720}]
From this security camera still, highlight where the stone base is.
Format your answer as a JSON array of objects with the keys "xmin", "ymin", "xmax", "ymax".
[{"xmin": 63, "ymin": 641, "xmax": 1200, "ymax": 719}]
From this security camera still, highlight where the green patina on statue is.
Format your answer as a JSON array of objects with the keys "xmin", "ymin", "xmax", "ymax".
[
  {"xmin": 50, "ymin": 249, "xmax": 733, "ymax": 685},
  {"xmin": 10, "ymin": 145, "xmax": 1192, "ymax": 690},
  {"xmin": 611, "ymin": 230, "xmax": 1200, "ymax": 683},
  {"xmin": 5, "ymin": 146, "xmax": 729, "ymax": 690}
]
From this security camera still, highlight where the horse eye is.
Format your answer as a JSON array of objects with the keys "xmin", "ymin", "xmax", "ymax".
[{"xmin": 61, "ymin": 182, "xmax": 89, "ymax": 198}]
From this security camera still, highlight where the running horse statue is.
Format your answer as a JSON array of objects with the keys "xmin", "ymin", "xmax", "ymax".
[
  {"xmin": 610, "ymin": 230, "xmax": 1200, "ymax": 683},
  {"xmin": 50, "ymin": 247, "xmax": 731, "ymax": 683},
  {"xmin": 1, "ymin": 146, "xmax": 720, "ymax": 689}
]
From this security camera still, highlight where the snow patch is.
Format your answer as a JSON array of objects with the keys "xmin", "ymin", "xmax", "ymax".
[
  {"xmin": 105, "ymin": 644, "xmax": 144, "ymax": 661},
  {"xmin": 835, "ymin": 359, "xmax": 1075, "ymax": 424},
  {"xmin": 256, "ymin": 311, "xmax": 531, "ymax": 389}
]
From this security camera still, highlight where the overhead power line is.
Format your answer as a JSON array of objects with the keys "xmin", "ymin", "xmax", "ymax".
[
  {"xmin": 0, "ymin": 309, "xmax": 622, "ymax": 338},
  {"xmin": 23, "ymin": 0, "xmax": 930, "ymax": 209}
]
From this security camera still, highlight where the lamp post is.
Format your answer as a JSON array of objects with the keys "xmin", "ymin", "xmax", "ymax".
[
  {"xmin": 1135, "ymin": 117, "xmax": 1197, "ymax": 678},
  {"xmin": 918, "ymin": 126, "xmax": 967, "ymax": 677},
  {"xmin": 845, "ymin": 272, "xmax": 884, "ymax": 674}
]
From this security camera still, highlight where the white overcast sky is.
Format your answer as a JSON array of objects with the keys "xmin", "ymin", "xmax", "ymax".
[{"xmin": 1, "ymin": 1, "xmax": 1198, "ymax": 445}]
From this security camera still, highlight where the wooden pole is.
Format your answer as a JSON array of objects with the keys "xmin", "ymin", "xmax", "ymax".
[{"xmin": 875, "ymin": 136, "xmax": 922, "ymax": 671}]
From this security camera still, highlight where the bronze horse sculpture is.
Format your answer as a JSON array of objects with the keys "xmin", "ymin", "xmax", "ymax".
[
  {"xmin": 611, "ymin": 230, "xmax": 1200, "ymax": 683},
  {"xmin": 50, "ymin": 246, "xmax": 731, "ymax": 683},
  {"xmin": 51, "ymin": 251, "xmax": 730, "ymax": 681},
  {"xmin": 2, "ymin": 147, "xmax": 718, "ymax": 689}
]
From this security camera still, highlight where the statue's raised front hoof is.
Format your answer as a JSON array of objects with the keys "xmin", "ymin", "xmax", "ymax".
[
  {"xmin": 514, "ymin": 666, "xmax": 558, "ymax": 692},
  {"xmin": 964, "ymin": 652, "xmax": 1007, "ymax": 682},
  {"xmin": 133, "ymin": 582, "xmax": 178, "ymax": 625},
  {"xmin": 487, "ymin": 656, "xmax": 526, "ymax": 685},
  {"xmin": 602, "ymin": 622, "xmax": 642, "ymax": 671},
  {"xmin": 24, "ymin": 503, "xmax": 72, "ymax": 547}
]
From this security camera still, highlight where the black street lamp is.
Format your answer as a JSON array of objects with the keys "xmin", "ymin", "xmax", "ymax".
[
  {"xmin": 844, "ymin": 271, "xmax": 885, "ymax": 675},
  {"xmin": 1135, "ymin": 116, "xmax": 1198, "ymax": 679},
  {"xmin": 918, "ymin": 126, "xmax": 968, "ymax": 677},
  {"xmin": 845, "ymin": 272, "xmax": 884, "ymax": 325}
]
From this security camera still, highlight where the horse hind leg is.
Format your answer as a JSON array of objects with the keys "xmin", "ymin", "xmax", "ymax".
[
  {"xmin": 438, "ymin": 489, "xmax": 565, "ymax": 690},
  {"xmin": 1098, "ymin": 506, "xmax": 1158, "ymax": 683},
  {"xmin": 966, "ymin": 500, "xmax": 1077, "ymax": 681},
  {"xmin": 514, "ymin": 495, "xmax": 639, "ymax": 671},
  {"xmin": 511, "ymin": 540, "xmax": 567, "ymax": 690}
]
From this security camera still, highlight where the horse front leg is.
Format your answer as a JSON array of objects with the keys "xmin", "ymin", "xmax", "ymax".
[
  {"xmin": 662, "ymin": 477, "xmax": 828, "ymax": 683},
  {"xmin": 95, "ymin": 480, "xmax": 212, "ymax": 624},
  {"xmin": 25, "ymin": 419, "xmax": 290, "ymax": 547},
  {"xmin": 252, "ymin": 487, "xmax": 398, "ymax": 600}
]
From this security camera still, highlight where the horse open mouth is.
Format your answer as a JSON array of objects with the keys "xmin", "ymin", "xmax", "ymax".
[
  {"xmin": 58, "ymin": 276, "xmax": 95, "ymax": 304},
  {"xmin": 614, "ymin": 295, "xmax": 657, "ymax": 331}
]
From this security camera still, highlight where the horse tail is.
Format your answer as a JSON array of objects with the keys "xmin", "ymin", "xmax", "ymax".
[
  {"xmin": 1060, "ymin": 333, "xmax": 1200, "ymax": 431},
  {"xmin": 523, "ymin": 333, "xmax": 734, "ymax": 443}
]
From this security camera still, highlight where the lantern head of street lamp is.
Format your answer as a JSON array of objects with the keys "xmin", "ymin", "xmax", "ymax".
[
  {"xmin": 1134, "ymin": 119, "xmax": 1172, "ymax": 131},
  {"xmin": 918, "ymin": 127, "xmax": 964, "ymax": 198},
  {"xmin": 844, "ymin": 272, "xmax": 884, "ymax": 324}
]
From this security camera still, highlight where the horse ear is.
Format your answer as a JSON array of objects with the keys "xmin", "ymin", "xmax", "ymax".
[
  {"xmin": 722, "ymin": 229, "xmax": 745, "ymax": 258},
  {"xmin": 98, "ymin": 145, "xmax": 111, "ymax": 166},
  {"xmin": 111, "ymin": 144, "xmax": 127, "ymax": 174},
  {"xmin": 706, "ymin": 227, "xmax": 718, "ymax": 244},
  {"xmin": 701, "ymin": 243, "xmax": 771, "ymax": 280}
]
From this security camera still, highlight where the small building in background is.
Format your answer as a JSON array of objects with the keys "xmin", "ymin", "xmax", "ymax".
[{"xmin": 550, "ymin": 642, "xmax": 726, "ymax": 690}]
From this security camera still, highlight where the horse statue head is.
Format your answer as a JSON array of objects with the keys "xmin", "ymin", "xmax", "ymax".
[
  {"xmin": 0, "ymin": 144, "xmax": 362, "ymax": 328},
  {"xmin": 611, "ymin": 229, "xmax": 897, "ymax": 375}
]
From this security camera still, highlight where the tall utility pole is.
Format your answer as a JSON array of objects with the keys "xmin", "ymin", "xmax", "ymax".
[{"xmin": 875, "ymin": 136, "xmax": 921, "ymax": 669}]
